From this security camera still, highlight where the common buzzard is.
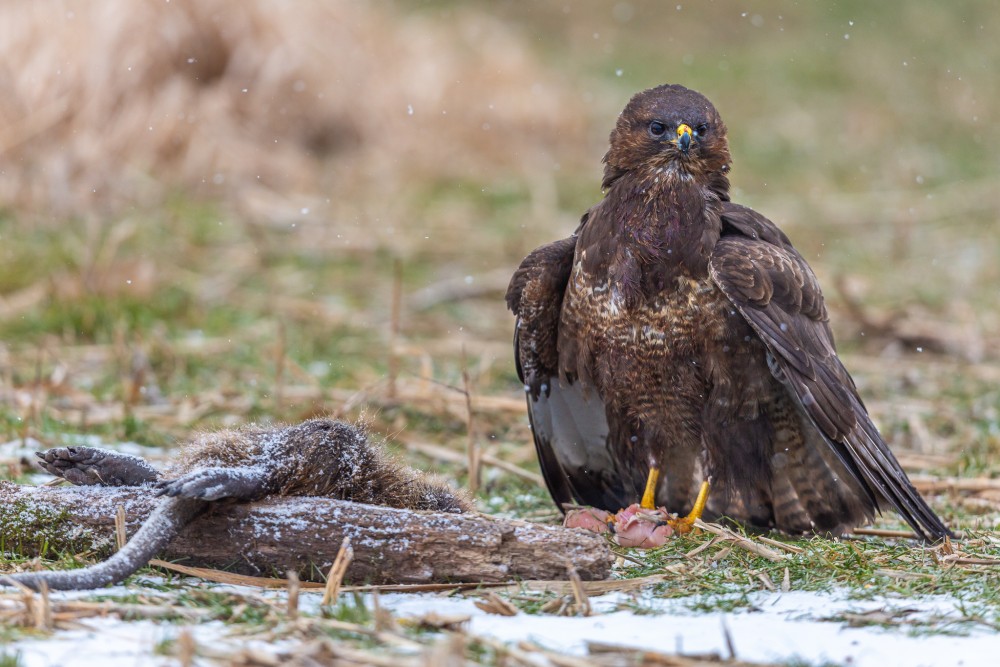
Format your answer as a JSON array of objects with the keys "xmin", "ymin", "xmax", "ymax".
[{"xmin": 506, "ymin": 84, "xmax": 950, "ymax": 543}]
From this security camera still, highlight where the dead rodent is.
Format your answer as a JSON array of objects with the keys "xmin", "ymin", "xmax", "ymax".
[{"xmin": 3, "ymin": 418, "xmax": 471, "ymax": 591}]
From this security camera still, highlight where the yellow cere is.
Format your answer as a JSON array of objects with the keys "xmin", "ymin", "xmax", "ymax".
[{"xmin": 676, "ymin": 123, "xmax": 693, "ymax": 138}]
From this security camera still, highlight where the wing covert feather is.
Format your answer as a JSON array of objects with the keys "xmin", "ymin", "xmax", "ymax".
[
  {"xmin": 507, "ymin": 231, "xmax": 625, "ymax": 511},
  {"xmin": 711, "ymin": 207, "xmax": 951, "ymax": 541}
]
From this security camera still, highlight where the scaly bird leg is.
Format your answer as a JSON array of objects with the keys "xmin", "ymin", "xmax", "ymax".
[
  {"xmin": 640, "ymin": 467, "xmax": 660, "ymax": 510},
  {"xmin": 667, "ymin": 479, "xmax": 710, "ymax": 534}
]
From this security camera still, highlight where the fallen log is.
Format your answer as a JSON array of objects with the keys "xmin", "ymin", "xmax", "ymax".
[{"xmin": 0, "ymin": 481, "xmax": 612, "ymax": 584}]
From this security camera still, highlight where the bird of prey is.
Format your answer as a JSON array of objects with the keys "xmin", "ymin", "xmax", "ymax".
[{"xmin": 506, "ymin": 84, "xmax": 951, "ymax": 544}]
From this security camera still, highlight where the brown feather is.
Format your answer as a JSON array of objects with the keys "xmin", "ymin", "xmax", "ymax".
[{"xmin": 507, "ymin": 84, "xmax": 951, "ymax": 541}]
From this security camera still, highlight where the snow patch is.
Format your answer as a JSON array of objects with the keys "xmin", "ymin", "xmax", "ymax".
[{"xmin": 6, "ymin": 586, "xmax": 1000, "ymax": 666}]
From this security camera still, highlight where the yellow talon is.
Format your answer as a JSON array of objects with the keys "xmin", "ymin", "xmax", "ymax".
[
  {"xmin": 669, "ymin": 480, "xmax": 711, "ymax": 534},
  {"xmin": 640, "ymin": 468, "xmax": 660, "ymax": 510}
]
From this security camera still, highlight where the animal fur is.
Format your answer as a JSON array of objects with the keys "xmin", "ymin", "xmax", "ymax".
[{"xmin": 3, "ymin": 418, "xmax": 470, "ymax": 590}]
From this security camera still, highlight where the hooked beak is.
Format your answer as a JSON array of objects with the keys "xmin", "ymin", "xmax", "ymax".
[{"xmin": 675, "ymin": 123, "xmax": 693, "ymax": 155}]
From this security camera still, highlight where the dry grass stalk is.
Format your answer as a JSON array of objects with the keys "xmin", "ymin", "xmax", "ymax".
[
  {"xmin": 321, "ymin": 536, "xmax": 353, "ymax": 606},
  {"xmin": 404, "ymin": 439, "xmax": 544, "ymax": 487},
  {"xmin": 311, "ymin": 641, "xmax": 421, "ymax": 667},
  {"xmin": 423, "ymin": 633, "xmax": 467, "ymax": 667},
  {"xmin": 273, "ymin": 321, "xmax": 286, "ymax": 410},
  {"xmin": 146, "ymin": 559, "xmax": 531, "ymax": 594},
  {"xmin": 849, "ymin": 528, "xmax": 920, "ymax": 539},
  {"xmin": 400, "ymin": 612, "xmax": 470, "ymax": 634},
  {"xmin": 538, "ymin": 596, "xmax": 569, "ymax": 615},
  {"xmin": 148, "ymin": 559, "xmax": 323, "ymax": 588},
  {"xmin": 176, "ymin": 628, "xmax": 196, "ymax": 667},
  {"xmin": 408, "ymin": 268, "xmax": 516, "ymax": 312},
  {"xmin": 126, "ymin": 348, "xmax": 146, "ymax": 407},
  {"xmin": 34, "ymin": 582, "xmax": 52, "ymax": 631},
  {"xmin": 566, "ymin": 564, "xmax": 592, "ymax": 617},
  {"xmin": 344, "ymin": 582, "xmax": 486, "ymax": 594},
  {"xmin": 684, "ymin": 535, "xmax": 720, "ymax": 559},
  {"xmin": 906, "ymin": 413, "xmax": 935, "ymax": 455},
  {"xmin": 390, "ymin": 376, "xmax": 528, "ymax": 418},
  {"xmin": 610, "ymin": 549, "xmax": 648, "ymax": 567},
  {"xmin": 473, "ymin": 592, "xmax": 518, "ymax": 617},
  {"xmin": 586, "ymin": 640, "xmax": 774, "ymax": 666},
  {"xmin": 756, "ymin": 536, "xmax": 805, "ymax": 554},
  {"xmin": 873, "ymin": 568, "xmax": 934, "ymax": 581},
  {"xmin": 388, "ymin": 259, "xmax": 403, "ymax": 400},
  {"xmin": 708, "ymin": 546, "xmax": 734, "ymax": 564},
  {"xmin": 492, "ymin": 573, "xmax": 673, "ymax": 598},
  {"xmin": 782, "ymin": 567, "xmax": 791, "ymax": 592},
  {"xmin": 0, "ymin": 592, "xmax": 205, "ymax": 629},
  {"xmin": 286, "ymin": 570, "xmax": 299, "ymax": 621},
  {"xmin": 115, "ymin": 504, "xmax": 127, "ymax": 551},
  {"xmin": 65, "ymin": 600, "xmax": 204, "ymax": 621},
  {"xmin": 372, "ymin": 591, "xmax": 400, "ymax": 634},
  {"xmin": 756, "ymin": 571, "xmax": 776, "ymax": 591},
  {"xmin": 227, "ymin": 647, "xmax": 282, "ymax": 666},
  {"xmin": 941, "ymin": 556, "xmax": 1000, "ymax": 566},
  {"xmin": 910, "ymin": 476, "xmax": 1000, "ymax": 493},
  {"xmin": 692, "ymin": 520, "xmax": 786, "ymax": 562},
  {"xmin": 25, "ymin": 347, "xmax": 45, "ymax": 445},
  {"xmin": 461, "ymin": 347, "xmax": 481, "ymax": 495}
]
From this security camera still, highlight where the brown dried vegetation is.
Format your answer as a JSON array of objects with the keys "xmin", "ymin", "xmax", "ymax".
[{"xmin": 0, "ymin": 0, "xmax": 586, "ymax": 226}]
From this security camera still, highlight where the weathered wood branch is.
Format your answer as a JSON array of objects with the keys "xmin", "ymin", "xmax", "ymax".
[{"xmin": 0, "ymin": 482, "xmax": 611, "ymax": 583}]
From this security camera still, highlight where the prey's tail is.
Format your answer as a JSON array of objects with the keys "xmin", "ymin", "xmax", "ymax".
[{"xmin": 2, "ymin": 497, "xmax": 205, "ymax": 591}]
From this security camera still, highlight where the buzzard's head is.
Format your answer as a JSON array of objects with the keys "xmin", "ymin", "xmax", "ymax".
[{"xmin": 602, "ymin": 84, "xmax": 731, "ymax": 190}]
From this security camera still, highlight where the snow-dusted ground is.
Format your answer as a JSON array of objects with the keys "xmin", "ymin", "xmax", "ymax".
[
  {"xmin": 3, "ymin": 436, "xmax": 992, "ymax": 665},
  {"xmin": 438, "ymin": 589, "xmax": 999, "ymax": 667},
  {"xmin": 6, "ymin": 584, "xmax": 999, "ymax": 667}
]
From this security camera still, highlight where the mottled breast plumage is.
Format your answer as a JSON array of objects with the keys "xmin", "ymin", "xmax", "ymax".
[{"xmin": 507, "ymin": 83, "xmax": 950, "ymax": 541}]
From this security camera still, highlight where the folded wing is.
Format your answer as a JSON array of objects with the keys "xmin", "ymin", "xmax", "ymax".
[
  {"xmin": 506, "ymin": 234, "xmax": 629, "ymax": 511},
  {"xmin": 710, "ymin": 203, "xmax": 951, "ymax": 541}
]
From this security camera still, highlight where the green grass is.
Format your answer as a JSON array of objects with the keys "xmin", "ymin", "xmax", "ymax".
[
  {"xmin": 0, "ymin": 2, "xmax": 998, "ymax": 665},
  {"xmin": 0, "ymin": 499, "xmax": 123, "ymax": 565},
  {"xmin": 482, "ymin": 526, "xmax": 1000, "ymax": 639},
  {"xmin": 0, "ymin": 651, "xmax": 23, "ymax": 667}
]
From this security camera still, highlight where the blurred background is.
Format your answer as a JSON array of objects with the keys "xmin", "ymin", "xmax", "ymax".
[{"xmin": 0, "ymin": 1, "xmax": 997, "ymax": 518}]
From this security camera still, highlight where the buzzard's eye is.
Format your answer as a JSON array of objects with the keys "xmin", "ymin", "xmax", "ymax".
[
  {"xmin": 648, "ymin": 121, "xmax": 667, "ymax": 138},
  {"xmin": 695, "ymin": 123, "xmax": 709, "ymax": 137}
]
